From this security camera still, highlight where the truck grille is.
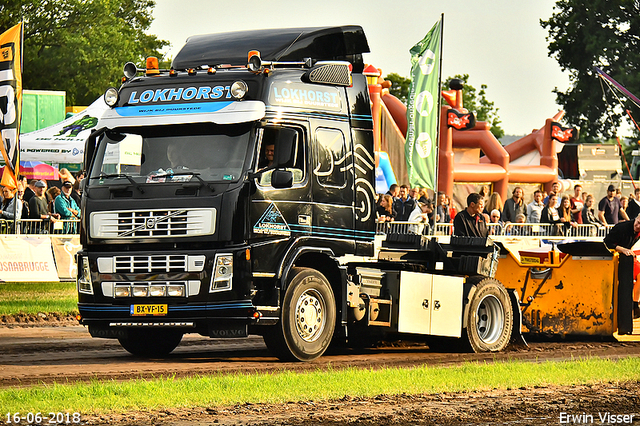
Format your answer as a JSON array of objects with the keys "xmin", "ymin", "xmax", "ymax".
[
  {"xmin": 90, "ymin": 208, "xmax": 215, "ymax": 238},
  {"xmin": 114, "ymin": 255, "xmax": 188, "ymax": 273}
]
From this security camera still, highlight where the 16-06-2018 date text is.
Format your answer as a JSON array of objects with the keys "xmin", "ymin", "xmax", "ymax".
[{"xmin": 5, "ymin": 412, "xmax": 81, "ymax": 424}]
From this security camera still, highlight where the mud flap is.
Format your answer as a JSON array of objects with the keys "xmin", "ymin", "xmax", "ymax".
[
  {"xmin": 507, "ymin": 289, "xmax": 528, "ymax": 347},
  {"xmin": 618, "ymin": 255, "xmax": 634, "ymax": 335}
]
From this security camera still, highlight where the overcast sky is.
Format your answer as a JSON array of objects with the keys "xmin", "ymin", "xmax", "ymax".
[{"xmin": 149, "ymin": 0, "xmax": 573, "ymax": 136}]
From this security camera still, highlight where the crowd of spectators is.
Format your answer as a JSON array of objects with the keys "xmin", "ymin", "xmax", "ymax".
[
  {"xmin": 0, "ymin": 168, "xmax": 84, "ymax": 233},
  {"xmin": 375, "ymin": 181, "xmax": 640, "ymax": 238}
]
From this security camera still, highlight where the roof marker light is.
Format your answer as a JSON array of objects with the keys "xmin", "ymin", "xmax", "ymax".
[
  {"xmin": 208, "ymin": 67, "xmax": 216, "ymax": 75},
  {"xmin": 145, "ymin": 56, "xmax": 159, "ymax": 76},
  {"xmin": 248, "ymin": 51, "xmax": 262, "ymax": 72},
  {"xmin": 188, "ymin": 68, "xmax": 197, "ymax": 76}
]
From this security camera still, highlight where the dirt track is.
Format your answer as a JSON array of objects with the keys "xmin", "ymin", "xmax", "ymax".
[{"xmin": 2, "ymin": 321, "xmax": 640, "ymax": 425}]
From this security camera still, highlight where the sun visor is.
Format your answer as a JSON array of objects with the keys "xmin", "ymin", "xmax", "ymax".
[{"xmin": 98, "ymin": 100, "xmax": 266, "ymax": 128}]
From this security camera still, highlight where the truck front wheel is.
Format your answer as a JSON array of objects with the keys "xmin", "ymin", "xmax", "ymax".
[
  {"xmin": 464, "ymin": 277, "xmax": 513, "ymax": 352},
  {"xmin": 118, "ymin": 329, "xmax": 183, "ymax": 357},
  {"xmin": 263, "ymin": 267, "xmax": 336, "ymax": 361}
]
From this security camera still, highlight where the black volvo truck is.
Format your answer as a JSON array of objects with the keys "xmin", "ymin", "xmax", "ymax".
[{"xmin": 77, "ymin": 26, "xmax": 520, "ymax": 361}]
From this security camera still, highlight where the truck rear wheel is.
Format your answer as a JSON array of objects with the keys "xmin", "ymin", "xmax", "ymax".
[
  {"xmin": 263, "ymin": 267, "xmax": 336, "ymax": 361},
  {"xmin": 118, "ymin": 329, "xmax": 183, "ymax": 357},
  {"xmin": 464, "ymin": 277, "xmax": 513, "ymax": 352}
]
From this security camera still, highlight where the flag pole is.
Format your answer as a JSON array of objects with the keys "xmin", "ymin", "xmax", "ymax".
[{"xmin": 431, "ymin": 13, "xmax": 444, "ymax": 235}]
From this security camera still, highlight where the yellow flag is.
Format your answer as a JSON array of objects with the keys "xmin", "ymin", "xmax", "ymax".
[{"xmin": 0, "ymin": 22, "xmax": 23, "ymax": 190}]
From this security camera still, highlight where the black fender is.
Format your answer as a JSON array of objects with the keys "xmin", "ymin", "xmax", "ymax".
[
  {"xmin": 277, "ymin": 243, "xmax": 348, "ymax": 336},
  {"xmin": 507, "ymin": 288, "xmax": 528, "ymax": 347}
]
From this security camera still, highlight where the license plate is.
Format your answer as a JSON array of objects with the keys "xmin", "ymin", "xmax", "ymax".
[{"xmin": 130, "ymin": 304, "xmax": 168, "ymax": 316}]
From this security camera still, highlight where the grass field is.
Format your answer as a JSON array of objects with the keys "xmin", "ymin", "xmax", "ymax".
[
  {"xmin": 0, "ymin": 282, "xmax": 77, "ymax": 316},
  {"xmin": 1, "ymin": 357, "xmax": 640, "ymax": 415}
]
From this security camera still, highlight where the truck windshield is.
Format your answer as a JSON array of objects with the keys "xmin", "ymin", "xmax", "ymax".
[{"xmin": 89, "ymin": 123, "xmax": 253, "ymax": 184}]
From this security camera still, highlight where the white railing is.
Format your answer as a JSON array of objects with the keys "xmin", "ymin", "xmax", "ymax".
[
  {"xmin": 0, "ymin": 219, "xmax": 80, "ymax": 235},
  {"xmin": 376, "ymin": 221, "xmax": 613, "ymax": 240}
]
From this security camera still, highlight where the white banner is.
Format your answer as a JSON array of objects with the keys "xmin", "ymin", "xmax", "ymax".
[
  {"xmin": 19, "ymin": 97, "xmax": 108, "ymax": 163},
  {"xmin": 0, "ymin": 235, "xmax": 59, "ymax": 282}
]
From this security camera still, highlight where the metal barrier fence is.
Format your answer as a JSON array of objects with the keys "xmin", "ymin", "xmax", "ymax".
[
  {"xmin": 6, "ymin": 217, "xmax": 614, "ymax": 239},
  {"xmin": 376, "ymin": 221, "xmax": 614, "ymax": 239},
  {"xmin": 0, "ymin": 219, "xmax": 80, "ymax": 235}
]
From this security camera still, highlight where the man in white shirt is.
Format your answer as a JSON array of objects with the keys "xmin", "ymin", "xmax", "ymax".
[{"xmin": 527, "ymin": 190, "xmax": 545, "ymax": 223}]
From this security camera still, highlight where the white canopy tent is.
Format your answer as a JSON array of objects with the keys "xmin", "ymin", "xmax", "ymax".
[{"xmin": 19, "ymin": 97, "xmax": 108, "ymax": 164}]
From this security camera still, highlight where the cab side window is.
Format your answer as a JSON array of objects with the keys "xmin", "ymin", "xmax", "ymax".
[
  {"xmin": 257, "ymin": 127, "xmax": 305, "ymax": 186},
  {"xmin": 315, "ymin": 128, "xmax": 346, "ymax": 189}
]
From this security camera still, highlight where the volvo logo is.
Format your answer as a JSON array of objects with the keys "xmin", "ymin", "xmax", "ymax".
[{"xmin": 145, "ymin": 218, "xmax": 156, "ymax": 229}]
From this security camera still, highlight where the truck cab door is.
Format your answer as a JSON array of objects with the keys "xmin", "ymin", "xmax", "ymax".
[
  {"xmin": 310, "ymin": 119, "xmax": 355, "ymax": 245},
  {"xmin": 249, "ymin": 125, "xmax": 311, "ymax": 271}
]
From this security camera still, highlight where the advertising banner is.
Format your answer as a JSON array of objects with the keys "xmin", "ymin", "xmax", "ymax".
[
  {"xmin": 405, "ymin": 18, "xmax": 442, "ymax": 190},
  {"xmin": 0, "ymin": 235, "xmax": 59, "ymax": 282},
  {"xmin": 0, "ymin": 22, "xmax": 23, "ymax": 189}
]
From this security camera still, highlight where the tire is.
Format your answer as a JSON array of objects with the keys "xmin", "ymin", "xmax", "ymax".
[
  {"xmin": 464, "ymin": 277, "xmax": 513, "ymax": 353},
  {"xmin": 263, "ymin": 267, "xmax": 336, "ymax": 361},
  {"xmin": 118, "ymin": 328, "xmax": 183, "ymax": 357}
]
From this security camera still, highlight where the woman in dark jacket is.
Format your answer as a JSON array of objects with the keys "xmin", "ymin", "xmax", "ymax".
[
  {"xmin": 540, "ymin": 193, "xmax": 563, "ymax": 236},
  {"xmin": 376, "ymin": 194, "xmax": 396, "ymax": 222}
]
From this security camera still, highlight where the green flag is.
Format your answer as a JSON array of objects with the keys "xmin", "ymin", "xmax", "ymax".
[{"xmin": 405, "ymin": 18, "xmax": 442, "ymax": 190}]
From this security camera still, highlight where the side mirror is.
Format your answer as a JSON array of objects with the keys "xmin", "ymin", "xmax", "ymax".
[
  {"xmin": 273, "ymin": 128, "xmax": 297, "ymax": 168},
  {"xmin": 84, "ymin": 128, "xmax": 105, "ymax": 174},
  {"xmin": 271, "ymin": 170, "xmax": 293, "ymax": 189}
]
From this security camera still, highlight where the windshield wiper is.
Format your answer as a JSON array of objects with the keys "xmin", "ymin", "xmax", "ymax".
[
  {"xmin": 164, "ymin": 171, "xmax": 214, "ymax": 191},
  {"xmin": 90, "ymin": 173, "xmax": 144, "ymax": 193}
]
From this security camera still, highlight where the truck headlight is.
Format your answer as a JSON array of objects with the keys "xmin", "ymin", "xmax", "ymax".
[
  {"xmin": 149, "ymin": 285, "xmax": 166, "ymax": 297},
  {"xmin": 230, "ymin": 81, "xmax": 248, "ymax": 99},
  {"xmin": 114, "ymin": 285, "xmax": 131, "ymax": 298},
  {"xmin": 104, "ymin": 87, "xmax": 119, "ymax": 107},
  {"xmin": 78, "ymin": 257, "xmax": 94, "ymax": 295},
  {"xmin": 167, "ymin": 284, "xmax": 185, "ymax": 297},
  {"xmin": 210, "ymin": 254, "xmax": 233, "ymax": 292},
  {"xmin": 132, "ymin": 286, "xmax": 149, "ymax": 297}
]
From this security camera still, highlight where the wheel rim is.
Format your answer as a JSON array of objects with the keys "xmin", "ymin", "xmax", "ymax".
[
  {"xmin": 295, "ymin": 288, "xmax": 327, "ymax": 343},
  {"xmin": 475, "ymin": 294, "xmax": 505, "ymax": 344}
]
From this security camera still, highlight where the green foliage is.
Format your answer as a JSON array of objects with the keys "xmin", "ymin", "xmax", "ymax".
[
  {"xmin": 541, "ymin": 0, "xmax": 640, "ymax": 142},
  {"xmin": 445, "ymin": 74, "xmax": 505, "ymax": 139},
  {"xmin": 0, "ymin": 0, "xmax": 168, "ymax": 105},
  {"xmin": 384, "ymin": 73, "xmax": 412, "ymax": 105}
]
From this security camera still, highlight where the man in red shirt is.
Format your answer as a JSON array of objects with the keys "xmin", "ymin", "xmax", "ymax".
[{"xmin": 570, "ymin": 184, "xmax": 584, "ymax": 224}]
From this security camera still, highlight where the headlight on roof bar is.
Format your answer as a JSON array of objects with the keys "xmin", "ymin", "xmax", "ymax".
[
  {"xmin": 230, "ymin": 81, "xmax": 248, "ymax": 99},
  {"xmin": 104, "ymin": 87, "xmax": 119, "ymax": 107}
]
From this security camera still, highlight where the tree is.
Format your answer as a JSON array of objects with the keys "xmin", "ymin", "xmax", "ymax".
[
  {"xmin": 541, "ymin": 0, "xmax": 640, "ymax": 142},
  {"xmin": 0, "ymin": 0, "xmax": 168, "ymax": 105},
  {"xmin": 445, "ymin": 74, "xmax": 505, "ymax": 140},
  {"xmin": 385, "ymin": 73, "xmax": 412, "ymax": 105}
]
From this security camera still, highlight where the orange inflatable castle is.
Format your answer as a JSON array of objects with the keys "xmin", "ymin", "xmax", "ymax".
[{"xmin": 373, "ymin": 75, "xmax": 579, "ymax": 202}]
